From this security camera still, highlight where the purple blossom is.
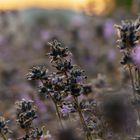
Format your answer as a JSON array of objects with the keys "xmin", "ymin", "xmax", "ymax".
[
  {"xmin": 60, "ymin": 105, "xmax": 71, "ymax": 115},
  {"xmin": 132, "ymin": 45, "xmax": 140, "ymax": 67},
  {"xmin": 76, "ymin": 76, "xmax": 85, "ymax": 83}
]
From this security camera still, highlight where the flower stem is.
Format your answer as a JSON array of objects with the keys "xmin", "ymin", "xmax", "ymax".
[
  {"xmin": 40, "ymin": 80, "xmax": 64, "ymax": 129},
  {"xmin": 0, "ymin": 132, "xmax": 7, "ymax": 140},
  {"xmin": 128, "ymin": 65, "xmax": 140, "ymax": 120},
  {"xmin": 73, "ymin": 96, "xmax": 92, "ymax": 140},
  {"xmin": 54, "ymin": 101, "xmax": 64, "ymax": 129},
  {"xmin": 47, "ymin": 91, "xmax": 64, "ymax": 129},
  {"xmin": 128, "ymin": 65, "xmax": 136, "ymax": 98}
]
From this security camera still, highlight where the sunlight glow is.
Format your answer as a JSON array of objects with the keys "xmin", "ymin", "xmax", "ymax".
[
  {"xmin": 0, "ymin": 0, "xmax": 114, "ymax": 15},
  {"xmin": 0, "ymin": 0, "xmax": 86, "ymax": 10}
]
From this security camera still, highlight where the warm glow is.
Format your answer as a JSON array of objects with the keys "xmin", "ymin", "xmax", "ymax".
[
  {"xmin": 85, "ymin": 0, "xmax": 115, "ymax": 15},
  {"xmin": 0, "ymin": 0, "xmax": 86, "ymax": 10},
  {"xmin": 0, "ymin": 0, "xmax": 114, "ymax": 15}
]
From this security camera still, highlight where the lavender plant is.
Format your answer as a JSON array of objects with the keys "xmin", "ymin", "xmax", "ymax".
[
  {"xmin": 2, "ymin": 14, "xmax": 140, "ymax": 140},
  {"xmin": 27, "ymin": 40, "xmax": 96, "ymax": 140},
  {"xmin": 114, "ymin": 16, "xmax": 140, "ymax": 119}
]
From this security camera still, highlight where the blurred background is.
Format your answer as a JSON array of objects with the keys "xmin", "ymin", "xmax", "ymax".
[{"xmin": 0, "ymin": 0, "xmax": 139, "ymax": 138}]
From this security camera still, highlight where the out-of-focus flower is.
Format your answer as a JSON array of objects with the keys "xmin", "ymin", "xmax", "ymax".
[
  {"xmin": 107, "ymin": 49, "xmax": 116, "ymax": 62},
  {"xmin": 132, "ymin": 135, "xmax": 140, "ymax": 140},
  {"xmin": 114, "ymin": 17, "xmax": 140, "ymax": 50},
  {"xmin": 132, "ymin": 45, "xmax": 140, "ymax": 67},
  {"xmin": 32, "ymin": 40, "xmax": 43, "ymax": 50},
  {"xmin": 103, "ymin": 19, "xmax": 115, "ymax": 39},
  {"xmin": 57, "ymin": 128, "xmax": 82, "ymax": 140},
  {"xmin": 40, "ymin": 30, "xmax": 50, "ymax": 41},
  {"xmin": 0, "ymin": 116, "xmax": 10, "ymax": 135}
]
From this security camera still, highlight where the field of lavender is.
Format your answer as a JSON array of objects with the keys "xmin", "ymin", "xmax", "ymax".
[{"xmin": 0, "ymin": 7, "xmax": 140, "ymax": 140}]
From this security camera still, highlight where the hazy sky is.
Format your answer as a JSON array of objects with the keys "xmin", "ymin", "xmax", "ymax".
[
  {"xmin": 0, "ymin": 0, "xmax": 86, "ymax": 10},
  {"xmin": 0, "ymin": 0, "xmax": 114, "ymax": 16}
]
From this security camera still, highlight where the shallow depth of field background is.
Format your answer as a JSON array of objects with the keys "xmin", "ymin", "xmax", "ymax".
[{"xmin": 0, "ymin": 0, "xmax": 139, "ymax": 138}]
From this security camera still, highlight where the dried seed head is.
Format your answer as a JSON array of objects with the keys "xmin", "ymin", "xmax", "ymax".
[
  {"xmin": 115, "ymin": 16, "xmax": 140, "ymax": 50},
  {"xmin": 16, "ymin": 99, "xmax": 37, "ymax": 129}
]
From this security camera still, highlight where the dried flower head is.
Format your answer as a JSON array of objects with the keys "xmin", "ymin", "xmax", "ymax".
[
  {"xmin": 27, "ymin": 66, "xmax": 48, "ymax": 81},
  {"xmin": 115, "ymin": 17, "xmax": 140, "ymax": 50},
  {"xmin": 54, "ymin": 60, "xmax": 73, "ymax": 74},
  {"xmin": 16, "ymin": 99, "xmax": 37, "ymax": 129},
  {"xmin": 48, "ymin": 40, "xmax": 70, "ymax": 62}
]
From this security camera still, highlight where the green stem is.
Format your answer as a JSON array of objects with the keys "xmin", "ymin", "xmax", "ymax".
[
  {"xmin": 128, "ymin": 65, "xmax": 136, "ymax": 98},
  {"xmin": 47, "ymin": 91, "xmax": 64, "ymax": 129},
  {"xmin": 73, "ymin": 97, "xmax": 92, "ymax": 140},
  {"xmin": 128, "ymin": 65, "xmax": 140, "ymax": 120},
  {"xmin": 54, "ymin": 101, "xmax": 64, "ymax": 129},
  {"xmin": 40, "ymin": 80, "xmax": 64, "ymax": 129},
  {"xmin": 0, "ymin": 132, "xmax": 7, "ymax": 140}
]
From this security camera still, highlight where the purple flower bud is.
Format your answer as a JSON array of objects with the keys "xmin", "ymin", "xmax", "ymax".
[{"xmin": 60, "ymin": 105, "xmax": 70, "ymax": 115}]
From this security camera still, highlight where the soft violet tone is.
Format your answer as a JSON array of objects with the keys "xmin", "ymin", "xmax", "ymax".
[
  {"xmin": 0, "ymin": 35, "xmax": 6, "ymax": 46},
  {"xmin": 19, "ymin": 92, "xmax": 31, "ymax": 100},
  {"xmin": 35, "ymin": 97, "xmax": 46, "ymax": 113},
  {"xmin": 60, "ymin": 105, "xmax": 71, "ymax": 115},
  {"xmin": 103, "ymin": 19, "xmax": 115, "ymax": 39},
  {"xmin": 107, "ymin": 49, "xmax": 116, "ymax": 62},
  {"xmin": 40, "ymin": 30, "xmax": 50, "ymax": 41},
  {"xmin": 132, "ymin": 45, "xmax": 140, "ymax": 67},
  {"xmin": 32, "ymin": 40, "xmax": 43, "ymax": 50}
]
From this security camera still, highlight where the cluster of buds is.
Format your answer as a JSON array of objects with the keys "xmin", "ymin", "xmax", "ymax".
[
  {"xmin": 27, "ymin": 66, "xmax": 49, "ymax": 81},
  {"xmin": 27, "ymin": 40, "xmax": 94, "ymax": 139},
  {"xmin": 48, "ymin": 40, "xmax": 69, "ymax": 62},
  {"xmin": 16, "ymin": 99, "xmax": 37, "ymax": 129},
  {"xmin": 27, "ymin": 40, "xmax": 93, "ymax": 102},
  {"xmin": 115, "ymin": 18, "xmax": 140, "ymax": 50},
  {"xmin": 114, "ymin": 17, "xmax": 140, "ymax": 103},
  {"xmin": 114, "ymin": 16, "xmax": 140, "ymax": 66},
  {"xmin": 47, "ymin": 40, "xmax": 95, "ymax": 140},
  {"xmin": 16, "ymin": 99, "xmax": 45, "ymax": 140}
]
